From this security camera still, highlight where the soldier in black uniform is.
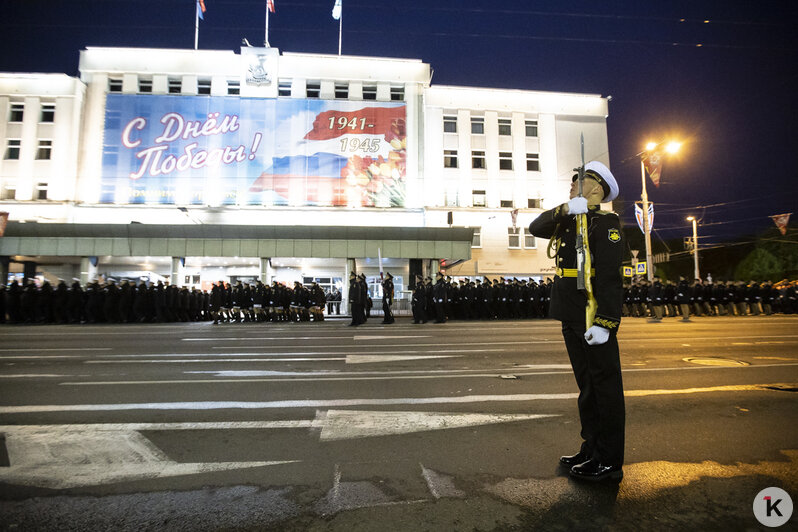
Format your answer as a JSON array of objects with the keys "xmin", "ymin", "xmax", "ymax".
[
  {"xmin": 381, "ymin": 273, "xmax": 395, "ymax": 324},
  {"xmin": 528, "ymin": 160, "xmax": 625, "ymax": 482}
]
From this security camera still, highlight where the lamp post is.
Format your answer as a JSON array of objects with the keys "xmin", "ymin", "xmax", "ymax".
[
  {"xmin": 639, "ymin": 141, "xmax": 680, "ymax": 281},
  {"xmin": 687, "ymin": 216, "xmax": 700, "ymax": 281}
]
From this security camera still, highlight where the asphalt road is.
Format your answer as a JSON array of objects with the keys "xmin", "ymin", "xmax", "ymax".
[{"xmin": 0, "ymin": 316, "xmax": 796, "ymax": 531}]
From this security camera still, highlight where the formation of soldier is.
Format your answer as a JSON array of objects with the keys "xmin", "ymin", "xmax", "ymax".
[
  {"xmin": 410, "ymin": 272, "xmax": 553, "ymax": 324},
  {"xmin": 624, "ymin": 277, "xmax": 798, "ymax": 320},
  {"xmin": 0, "ymin": 278, "xmax": 328, "ymax": 324}
]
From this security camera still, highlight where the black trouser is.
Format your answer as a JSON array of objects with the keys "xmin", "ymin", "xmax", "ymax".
[
  {"xmin": 382, "ymin": 297, "xmax": 394, "ymax": 323},
  {"xmin": 561, "ymin": 320, "xmax": 625, "ymax": 467}
]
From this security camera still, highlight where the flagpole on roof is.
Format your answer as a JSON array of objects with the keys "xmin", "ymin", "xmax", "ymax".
[
  {"xmin": 332, "ymin": 0, "xmax": 342, "ymax": 55},
  {"xmin": 338, "ymin": 6, "xmax": 342, "ymax": 56},
  {"xmin": 194, "ymin": 4, "xmax": 199, "ymax": 50}
]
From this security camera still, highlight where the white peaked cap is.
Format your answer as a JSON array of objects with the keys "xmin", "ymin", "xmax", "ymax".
[{"xmin": 585, "ymin": 160, "xmax": 619, "ymax": 202}]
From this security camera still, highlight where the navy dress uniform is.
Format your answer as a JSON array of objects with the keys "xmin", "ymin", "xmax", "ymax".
[{"xmin": 528, "ymin": 160, "xmax": 625, "ymax": 482}]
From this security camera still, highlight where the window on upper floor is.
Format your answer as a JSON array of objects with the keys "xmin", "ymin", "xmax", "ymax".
[
  {"xmin": 390, "ymin": 85, "xmax": 404, "ymax": 101},
  {"xmin": 528, "ymin": 198, "xmax": 541, "ymax": 209},
  {"xmin": 9, "ymin": 103, "xmax": 24, "ymax": 122},
  {"xmin": 306, "ymin": 81, "xmax": 321, "ymax": 98},
  {"xmin": 362, "ymin": 85, "xmax": 377, "ymax": 100},
  {"xmin": 138, "ymin": 78, "xmax": 153, "ymax": 93},
  {"xmin": 444, "ymin": 150, "xmax": 458, "ymax": 168},
  {"xmin": 471, "ymin": 116, "xmax": 484, "ymax": 134},
  {"xmin": 523, "ymin": 227, "xmax": 536, "ymax": 249},
  {"xmin": 108, "ymin": 78, "xmax": 123, "ymax": 92},
  {"xmin": 508, "ymin": 227, "xmax": 521, "ymax": 249},
  {"xmin": 526, "ymin": 153, "xmax": 540, "ymax": 171},
  {"xmin": 278, "ymin": 79, "xmax": 292, "ymax": 96},
  {"xmin": 498, "ymin": 118, "xmax": 512, "ymax": 136},
  {"xmin": 335, "ymin": 83, "xmax": 348, "ymax": 99},
  {"xmin": 227, "ymin": 80, "xmax": 240, "ymax": 95},
  {"xmin": 443, "ymin": 115, "xmax": 457, "ymax": 133},
  {"xmin": 40, "ymin": 103, "xmax": 56, "ymax": 123},
  {"xmin": 36, "ymin": 182, "xmax": 48, "ymax": 200},
  {"xmin": 500, "ymin": 199, "xmax": 514, "ymax": 208},
  {"xmin": 525, "ymin": 119, "xmax": 538, "ymax": 137},
  {"xmin": 472, "ymin": 150, "xmax": 486, "ymax": 169},
  {"xmin": 198, "ymin": 79, "xmax": 212, "ymax": 95},
  {"xmin": 36, "ymin": 140, "xmax": 52, "ymax": 160},
  {"xmin": 472, "ymin": 189, "xmax": 486, "ymax": 207},
  {"xmin": 4, "ymin": 139, "xmax": 21, "ymax": 160},
  {"xmin": 0, "ymin": 182, "xmax": 16, "ymax": 200},
  {"xmin": 168, "ymin": 78, "xmax": 182, "ymax": 94},
  {"xmin": 499, "ymin": 152, "xmax": 513, "ymax": 171}
]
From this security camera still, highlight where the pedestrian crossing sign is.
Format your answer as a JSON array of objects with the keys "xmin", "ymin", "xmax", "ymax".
[
  {"xmin": 623, "ymin": 266, "xmax": 633, "ymax": 277},
  {"xmin": 636, "ymin": 262, "xmax": 646, "ymax": 275}
]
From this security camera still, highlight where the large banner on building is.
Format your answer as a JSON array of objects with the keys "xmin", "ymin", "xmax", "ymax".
[{"xmin": 102, "ymin": 94, "xmax": 407, "ymax": 207}]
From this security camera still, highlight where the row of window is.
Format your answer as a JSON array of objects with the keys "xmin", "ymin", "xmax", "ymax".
[
  {"xmin": 444, "ymin": 116, "xmax": 538, "ymax": 137},
  {"xmin": 4, "ymin": 139, "xmax": 52, "ymax": 160},
  {"xmin": 453, "ymin": 190, "xmax": 541, "ymax": 209},
  {"xmin": 470, "ymin": 227, "xmax": 536, "ymax": 249},
  {"xmin": 108, "ymin": 76, "xmax": 405, "ymax": 100},
  {"xmin": 0, "ymin": 181, "xmax": 49, "ymax": 200},
  {"xmin": 7, "ymin": 103, "xmax": 56, "ymax": 123},
  {"xmin": 444, "ymin": 150, "xmax": 539, "ymax": 172}
]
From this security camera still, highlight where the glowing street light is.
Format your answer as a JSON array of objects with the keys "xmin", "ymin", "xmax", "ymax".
[
  {"xmin": 686, "ymin": 216, "xmax": 700, "ymax": 281},
  {"xmin": 638, "ymin": 140, "xmax": 681, "ymax": 281}
]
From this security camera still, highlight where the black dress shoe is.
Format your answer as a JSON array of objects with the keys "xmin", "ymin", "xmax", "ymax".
[
  {"xmin": 569, "ymin": 459, "xmax": 623, "ymax": 482},
  {"xmin": 559, "ymin": 451, "xmax": 589, "ymax": 467}
]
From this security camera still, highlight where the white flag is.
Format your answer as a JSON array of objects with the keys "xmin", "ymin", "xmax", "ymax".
[{"xmin": 332, "ymin": 0, "xmax": 341, "ymax": 20}]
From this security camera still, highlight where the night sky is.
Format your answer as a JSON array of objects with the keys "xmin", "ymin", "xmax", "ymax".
[{"xmin": 1, "ymin": 0, "xmax": 795, "ymax": 246}]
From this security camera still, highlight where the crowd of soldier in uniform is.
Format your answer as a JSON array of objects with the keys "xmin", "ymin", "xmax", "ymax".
[
  {"xmin": 409, "ymin": 272, "xmax": 554, "ymax": 324},
  {"xmin": 624, "ymin": 277, "xmax": 798, "ymax": 319},
  {"xmin": 0, "ymin": 278, "xmax": 329, "ymax": 324}
]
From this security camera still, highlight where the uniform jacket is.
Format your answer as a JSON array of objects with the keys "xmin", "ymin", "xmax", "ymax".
[{"xmin": 528, "ymin": 204, "xmax": 623, "ymax": 330}]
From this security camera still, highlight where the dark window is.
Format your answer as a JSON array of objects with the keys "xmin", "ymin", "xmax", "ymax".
[
  {"xmin": 168, "ymin": 78, "xmax": 182, "ymax": 94},
  {"xmin": 362, "ymin": 85, "xmax": 377, "ymax": 100},
  {"xmin": 472, "ymin": 150, "xmax": 486, "ymax": 169},
  {"xmin": 500, "ymin": 200, "xmax": 514, "ymax": 208},
  {"xmin": 108, "ymin": 78, "xmax": 123, "ymax": 92},
  {"xmin": 498, "ymin": 118, "xmax": 512, "ymax": 136},
  {"xmin": 278, "ymin": 79, "xmax": 292, "ymax": 96},
  {"xmin": 471, "ymin": 117, "xmax": 484, "ymax": 134},
  {"xmin": 335, "ymin": 83, "xmax": 348, "ymax": 99},
  {"xmin": 36, "ymin": 182, "xmax": 48, "ymax": 200},
  {"xmin": 523, "ymin": 228, "xmax": 536, "ymax": 248},
  {"xmin": 444, "ymin": 150, "xmax": 458, "ymax": 168},
  {"xmin": 9, "ymin": 103, "xmax": 23, "ymax": 122},
  {"xmin": 138, "ymin": 79, "xmax": 153, "ymax": 93},
  {"xmin": 499, "ymin": 152, "xmax": 513, "ymax": 171},
  {"xmin": 526, "ymin": 153, "xmax": 540, "ymax": 171},
  {"xmin": 227, "ymin": 80, "xmax": 240, "ymax": 95},
  {"xmin": 36, "ymin": 140, "xmax": 52, "ymax": 160},
  {"xmin": 508, "ymin": 227, "xmax": 521, "ymax": 248},
  {"xmin": 306, "ymin": 81, "xmax": 321, "ymax": 98},
  {"xmin": 527, "ymin": 198, "xmax": 541, "ymax": 209},
  {"xmin": 525, "ymin": 119, "xmax": 538, "ymax": 137},
  {"xmin": 198, "ymin": 79, "xmax": 212, "ymax": 95},
  {"xmin": 5, "ymin": 139, "xmax": 21, "ymax": 160},
  {"xmin": 443, "ymin": 115, "xmax": 457, "ymax": 133},
  {"xmin": 390, "ymin": 85, "xmax": 404, "ymax": 101},
  {"xmin": 40, "ymin": 104, "xmax": 55, "ymax": 123}
]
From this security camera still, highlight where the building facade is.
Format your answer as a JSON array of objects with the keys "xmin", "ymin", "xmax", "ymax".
[{"xmin": 0, "ymin": 46, "xmax": 611, "ymax": 305}]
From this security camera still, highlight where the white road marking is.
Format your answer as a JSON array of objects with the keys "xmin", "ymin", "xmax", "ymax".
[
  {"xmin": 6, "ymin": 382, "xmax": 793, "ymax": 414},
  {"xmin": 0, "ymin": 348, "xmax": 112, "ymax": 352},
  {"xmin": 83, "ymin": 354, "xmax": 462, "ymax": 365},
  {"xmin": 353, "ymin": 335, "xmax": 431, "ymax": 340},
  {"xmin": 0, "ymin": 424, "xmax": 296, "ymax": 489}
]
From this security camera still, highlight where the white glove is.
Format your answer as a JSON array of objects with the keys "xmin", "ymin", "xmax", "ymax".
[
  {"xmin": 567, "ymin": 197, "xmax": 588, "ymax": 215},
  {"xmin": 584, "ymin": 325, "xmax": 610, "ymax": 345}
]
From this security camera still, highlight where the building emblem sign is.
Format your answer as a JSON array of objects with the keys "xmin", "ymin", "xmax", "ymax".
[{"xmin": 246, "ymin": 54, "xmax": 271, "ymax": 86}]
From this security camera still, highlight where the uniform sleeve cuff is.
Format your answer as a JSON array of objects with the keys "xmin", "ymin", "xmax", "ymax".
[{"xmin": 593, "ymin": 315, "xmax": 620, "ymax": 330}]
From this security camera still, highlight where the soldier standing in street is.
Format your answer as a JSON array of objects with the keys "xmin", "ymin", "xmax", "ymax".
[
  {"xmin": 381, "ymin": 273, "xmax": 395, "ymax": 324},
  {"xmin": 528, "ymin": 160, "xmax": 625, "ymax": 482},
  {"xmin": 432, "ymin": 272, "xmax": 447, "ymax": 323}
]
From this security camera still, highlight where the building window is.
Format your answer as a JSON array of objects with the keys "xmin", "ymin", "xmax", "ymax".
[
  {"xmin": 0, "ymin": 183, "xmax": 16, "ymax": 200},
  {"xmin": 499, "ymin": 152, "xmax": 513, "ymax": 171},
  {"xmin": 168, "ymin": 78, "xmax": 182, "ymax": 94},
  {"xmin": 306, "ymin": 81, "xmax": 321, "ymax": 98},
  {"xmin": 36, "ymin": 182, "xmax": 48, "ymax": 200},
  {"xmin": 4, "ymin": 139, "xmax": 21, "ymax": 160},
  {"xmin": 362, "ymin": 85, "xmax": 377, "ymax": 100},
  {"xmin": 472, "ymin": 150, "xmax": 486, "ymax": 169},
  {"xmin": 138, "ymin": 78, "xmax": 153, "ymax": 93},
  {"xmin": 108, "ymin": 78, "xmax": 123, "ymax": 92},
  {"xmin": 498, "ymin": 118, "xmax": 512, "ymax": 136},
  {"xmin": 528, "ymin": 198, "xmax": 541, "ymax": 209},
  {"xmin": 198, "ymin": 79, "xmax": 212, "ymax": 95},
  {"xmin": 36, "ymin": 140, "xmax": 52, "ymax": 160},
  {"xmin": 472, "ymin": 189, "xmax": 486, "ymax": 207},
  {"xmin": 500, "ymin": 199, "xmax": 514, "ymax": 208},
  {"xmin": 40, "ymin": 103, "xmax": 56, "ymax": 123},
  {"xmin": 523, "ymin": 227, "xmax": 536, "ymax": 249},
  {"xmin": 390, "ymin": 85, "xmax": 404, "ymax": 101},
  {"xmin": 444, "ymin": 150, "xmax": 458, "ymax": 168},
  {"xmin": 525, "ymin": 119, "xmax": 538, "ymax": 137},
  {"xmin": 443, "ymin": 115, "xmax": 457, "ymax": 133},
  {"xmin": 471, "ymin": 116, "xmax": 484, "ymax": 134},
  {"xmin": 526, "ymin": 153, "xmax": 540, "ymax": 171},
  {"xmin": 508, "ymin": 227, "xmax": 521, "ymax": 249},
  {"xmin": 227, "ymin": 80, "xmax": 240, "ymax": 95},
  {"xmin": 335, "ymin": 83, "xmax": 348, "ymax": 99},
  {"xmin": 278, "ymin": 79, "xmax": 292, "ymax": 96},
  {"xmin": 9, "ymin": 103, "xmax": 24, "ymax": 122},
  {"xmin": 471, "ymin": 227, "xmax": 482, "ymax": 248}
]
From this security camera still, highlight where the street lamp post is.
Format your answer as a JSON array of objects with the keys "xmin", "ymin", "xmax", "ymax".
[
  {"xmin": 687, "ymin": 216, "xmax": 700, "ymax": 281},
  {"xmin": 639, "ymin": 141, "xmax": 680, "ymax": 281}
]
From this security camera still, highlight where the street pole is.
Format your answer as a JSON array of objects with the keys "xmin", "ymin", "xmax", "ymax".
[
  {"xmin": 640, "ymin": 159, "xmax": 654, "ymax": 281},
  {"xmin": 689, "ymin": 217, "xmax": 700, "ymax": 280}
]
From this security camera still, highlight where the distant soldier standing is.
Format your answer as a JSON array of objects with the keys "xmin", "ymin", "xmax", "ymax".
[
  {"xmin": 381, "ymin": 273, "xmax": 395, "ymax": 324},
  {"xmin": 528, "ymin": 160, "xmax": 625, "ymax": 482}
]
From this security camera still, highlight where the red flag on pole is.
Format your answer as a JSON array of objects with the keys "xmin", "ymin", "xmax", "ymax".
[
  {"xmin": 642, "ymin": 151, "xmax": 663, "ymax": 187},
  {"xmin": 770, "ymin": 213, "xmax": 791, "ymax": 235},
  {"xmin": 0, "ymin": 212, "xmax": 8, "ymax": 238},
  {"xmin": 267, "ymin": 0, "xmax": 275, "ymax": 13}
]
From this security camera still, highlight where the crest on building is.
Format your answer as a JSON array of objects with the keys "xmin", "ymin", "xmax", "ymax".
[{"xmin": 246, "ymin": 54, "xmax": 271, "ymax": 86}]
